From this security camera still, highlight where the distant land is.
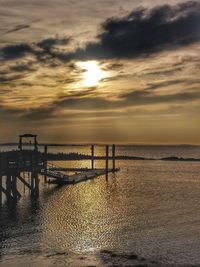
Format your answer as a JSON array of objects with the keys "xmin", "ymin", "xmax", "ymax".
[
  {"xmin": 0, "ymin": 143, "xmax": 199, "ymax": 147},
  {"xmin": 0, "ymin": 150, "xmax": 199, "ymax": 162}
]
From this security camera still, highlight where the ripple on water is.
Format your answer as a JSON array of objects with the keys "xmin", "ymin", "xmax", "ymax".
[{"xmin": 1, "ymin": 160, "xmax": 200, "ymax": 265}]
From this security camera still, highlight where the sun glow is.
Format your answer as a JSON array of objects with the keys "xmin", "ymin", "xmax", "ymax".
[{"xmin": 77, "ymin": 61, "xmax": 105, "ymax": 87}]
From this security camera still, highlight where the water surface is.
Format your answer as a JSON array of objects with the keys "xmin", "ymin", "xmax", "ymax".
[{"xmin": 0, "ymin": 146, "xmax": 200, "ymax": 266}]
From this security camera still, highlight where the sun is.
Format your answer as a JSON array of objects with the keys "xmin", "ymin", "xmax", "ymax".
[{"xmin": 77, "ymin": 61, "xmax": 105, "ymax": 87}]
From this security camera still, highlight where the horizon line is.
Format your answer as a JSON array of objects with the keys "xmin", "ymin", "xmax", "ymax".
[{"xmin": 0, "ymin": 142, "xmax": 200, "ymax": 147}]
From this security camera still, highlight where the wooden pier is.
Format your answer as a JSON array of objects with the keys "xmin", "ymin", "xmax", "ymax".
[
  {"xmin": 41, "ymin": 167, "xmax": 119, "ymax": 185},
  {"xmin": 0, "ymin": 134, "xmax": 119, "ymax": 204}
]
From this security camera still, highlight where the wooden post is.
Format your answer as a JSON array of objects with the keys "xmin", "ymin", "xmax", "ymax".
[
  {"xmin": 0, "ymin": 155, "xmax": 2, "ymax": 172},
  {"xmin": 105, "ymin": 145, "xmax": 109, "ymax": 180},
  {"xmin": 105, "ymin": 145, "xmax": 109, "ymax": 172},
  {"xmin": 34, "ymin": 136, "xmax": 38, "ymax": 152},
  {"xmin": 112, "ymin": 144, "xmax": 116, "ymax": 171},
  {"xmin": 28, "ymin": 172, "xmax": 30, "ymax": 191},
  {"xmin": 0, "ymin": 175, "xmax": 2, "ymax": 206},
  {"xmin": 6, "ymin": 174, "xmax": 12, "ymax": 201},
  {"xmin": 91, "ymin": 145, "xmax": 94, "ymax": 169},
  {"xmin": 44, "ymin": 145, "xmax": 48, "ymax": 183},
  {"xmin": 30, "ymin": 171, "xmax": 39, "ymax": 198},
  {"xmin": 34, "ymin": 172, "xmax": 39, "ymax": 198},
  {"xmin": 19, "ymin": 136, "xmax": 22, "ymax": 151},
  {"xmin": 23, "ymin": 172, "xmax": 26, "ymax": 194},
  {"xmin": 11, "ymin": 175, "xmax": 17, "ymax": 201},
  {"xmin": 31, "ymin": 172, "xmax": 35, "ymax": 197},
  {"xmin": 30, "ymin": 152, "xmax": 33, "ymax": 169}
]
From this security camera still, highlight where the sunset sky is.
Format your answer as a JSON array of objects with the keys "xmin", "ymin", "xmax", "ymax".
[{"xmin": 0, "ymin": 0, "xmax": 200, "ymax": 144}]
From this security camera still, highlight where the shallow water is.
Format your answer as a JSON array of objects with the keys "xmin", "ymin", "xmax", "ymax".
[{"xmin": 0, "ymin": 146, "xmax": 200, "ymax": 266}]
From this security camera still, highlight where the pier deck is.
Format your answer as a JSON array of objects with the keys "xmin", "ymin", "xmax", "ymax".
[
  {"xmin": 40, "ymin": 168, "xmax": 120, "ymax": 185},
  {"xmin": 0, "ymin": 137, "xmax": 119, "ymax": 204}
]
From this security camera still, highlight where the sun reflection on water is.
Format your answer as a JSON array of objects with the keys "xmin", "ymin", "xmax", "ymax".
[{"xmin": 41, "ymin": 172, "xmax": 113, "ymax": 253}]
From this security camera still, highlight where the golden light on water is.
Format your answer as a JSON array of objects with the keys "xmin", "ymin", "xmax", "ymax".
[{"xmin": 77, "ymin": 61, "xmax": 105, "ymax": 87}]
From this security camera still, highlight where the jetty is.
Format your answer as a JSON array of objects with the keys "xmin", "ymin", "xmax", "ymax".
[
  {"xmin": 41, "ymin": 167, "xmax": 117, "ymax": 185},
  {"xmin": 0, "ymin": 134, "xmax": 119, "ymax": 204}
]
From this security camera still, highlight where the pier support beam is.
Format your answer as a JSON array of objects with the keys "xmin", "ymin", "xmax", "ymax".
[
  {"xmin": 31, "ymin": 172, "xmax": 34, "ymax": 197},
  {"xmin": 105, "ymin": 145, "xmax": 109, "ymax": 171},
  {"xmin": 11, "ymin": 175, "xmax": 18, "ymax": 201},
  {"xmin": 105, "ymin": 145, "xmax": 109, "ymax": 181},
  {"xmin": 44, "ymin": 145, "xmax": 48, "ymax": 183},
  {"xmin": 112, "ymin": 144, "xmax": 116, "ymax": 171},
  {"xmin": 31, "ymin": 171, "xmax": 39, "ymax": 198},
  {"xmin": 0, "ymin": 175, "xmax": 2, "ymax": 206},
  {"xmin": 17, "ymin": 174, "xmax": 31, "ymax": 191},
  {"xmin": 91, "ymin": 145, "xmax": 94, "ymax": 169},
  {"xmin": 6, "ymin": 175, "xmax": 12, "ymax": 201},
  {"xmin": 35, "ymin": 172, "xmax": 39, "ymax": 197}
]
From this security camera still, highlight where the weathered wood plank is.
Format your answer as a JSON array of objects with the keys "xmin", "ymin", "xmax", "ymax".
[{"xmin": 41, "ymin": 168, "xmax": 120, "ymax": 185}]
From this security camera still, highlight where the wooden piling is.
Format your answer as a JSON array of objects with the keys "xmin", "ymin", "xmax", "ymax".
[
  {"xmin": 91, "ymin": 145, "xmax": 94, "ymax": 169},
  {"xmin": 6, "ymin": 174, "xmax": 12, "ymax": 201},
  {"xmin": 34, "ymin": 172, "xmax": 39, "ymax": 198},
  {"xmin": 105, "ymin": 145, "xmax": 109, "ymax": 181},
  {"xmin": 105, "ymin": 145, "xmax": 109, "ymax": 172},
  {"xmin": 112, "ymin": 144, "xmax": 116, "ymax": 171},
  {"xmin": 23, "ymin": 172, "xmax": 26, "ymax": 194},
  {"xmin": 44, "ymin": 145, "xmax": 48, "ymax": 183},
  {"xmin": 0, "ymin": 175, "xmax": 2, "ymax": 206},
  {"xmin": 31, "ymin": 172, "xmax": 35, "ymax": 197},
  {"xmin": 30, "ymin": 171, "xmax": 39, "ymax": 198},
  {"xmin": 11, "ymin": 175, "xmax": 19, "ymax": 201},
  {"xmin": 0, "ymin": 155, "xmax": 2, "ymax": 171},
  {"xmin": 28, "ymin": 172, "xmax": 30, "ymax": 188}
]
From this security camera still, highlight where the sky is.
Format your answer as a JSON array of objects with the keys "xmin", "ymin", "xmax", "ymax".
[{"xmin": 0, "ymin": 0, "xmax": 200, "ymax": 144}]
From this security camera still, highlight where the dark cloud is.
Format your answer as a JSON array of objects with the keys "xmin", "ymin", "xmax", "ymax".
[
  {"xmin": 37, "ymin": 37, "xmax": 70, "ymax": 50},
  {"xmin": 0, "ymin": 36, "xmax": 70, "ymax": 61},
  {"xmin": 1, "ymin": 43, "xmax": 32, "ymax": 60},
  {"xmin": 9, "ymin": 62, "xmax": 35, "ymax": 72},
  {"xmin": 1, "ymin": 2, "xmax": 200, "ymax": 63},
  {"xmin": 70, "ymin": 1, "xmax": 200, "ymax": 60},
  {"xmin": 34, "ymin": 36, "xmax": 71, "ymax": 63}
]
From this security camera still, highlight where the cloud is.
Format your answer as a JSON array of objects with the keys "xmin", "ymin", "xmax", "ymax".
[
  {"xmin": 9, "ymin": 62, "xmax": 35, "ymax": 72},
  {"xmin": 120, "ymin": 88, "xmax": 200, "ymax": 105},
  {"xmin": 144, "ymin": 66, "xmax": 183, "ymax": 76},
  {"xmin": 1, "ymin": 43, "xmax": 32, "ymax": 60},
  {"xmin": 0, "ymin": 74, "xmax": 24, "ymax": 83},
  {"xmin": 70, "ymin": 1, "xmax": 200, "ymax": 60},
  {"xmin": 21, "ymin": 85, "xmax": 200, "ymax": 120},
  {"xmin": 1, "ymin": 1, "xmax": 199, "ymax": 63},
  {"xmin": 4, "ymin": 24, "xmax": 30, "ymax": 34},
  {"xmin": 145, "ymin": 79, "xmax": 185, "ymax": 90},
  {"xmin": 37, "ymin": 37, "xmax": 70, "ymax": 50},
  {"xmin": 0, "ymin": 36, "xmax": 70, "ymax": 61}
]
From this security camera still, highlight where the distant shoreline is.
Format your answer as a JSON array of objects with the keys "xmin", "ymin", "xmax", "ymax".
[
  {"xmin": 0, "ymin": 143, "xmax": 200, "ymax": 147},
  {"xmin": 0, "ymin": 150, "xmax": 200, "ymax": 162},
  {"xmin": 47, "ymin": 154, "xmax": 200, "ymax": 162}
]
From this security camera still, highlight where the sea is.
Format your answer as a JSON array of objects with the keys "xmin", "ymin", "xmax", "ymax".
[{"xmin": 0, "ymin": 145, "xmax": 200, "ymax": 266}]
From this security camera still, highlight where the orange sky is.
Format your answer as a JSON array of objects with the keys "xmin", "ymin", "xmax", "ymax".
[{"xmin": 0, "ymin": 0, "xmax": 200, "ymax": 144}]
